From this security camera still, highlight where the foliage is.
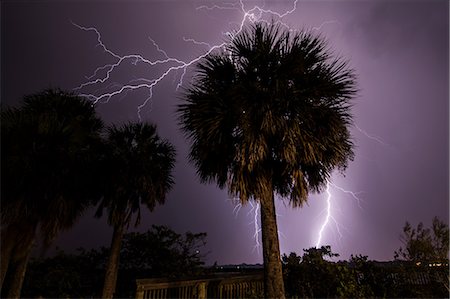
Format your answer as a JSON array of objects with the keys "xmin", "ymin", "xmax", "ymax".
[
  {"xmin": 282, "ymin": 246, "xmax": 449, "ymax": 298},
  {"xmin": 1, "ymin": 89, "xmax": 104, "ymax": 297},
  {"xmin": 21, "ymin": 226, "xmax": 207, "ymax": 298},
  {"xmin": 336, "ymin": 254, "xmax": 374, "ymax": 298},
  {"xmin": 391, "ymin": 217, "xmax": 449, "ymax": 297},
  {"xmin": 282, "ymin": 246, "xmax": 345, "ymax": 298},
  {"xmin": 96, "ymin": 122, "xmax": 176, "ymax": 227},
  {"xmin": 301, "ymin": 245, "xmax": 339, "ymax": 263},
  {"xmin": 120, "ymin": 225, "xmax": 207, "ymax": 278},
  {"xmin": 394, "ymin": 217, "xmax": 449, "ymax": 263},
  {"xmin": 21, "ymin": 248, "xmax": 106, "ymax": 298},
  {"xmin": 1, "ymin": 88, "xmax": 104, "ymax": 245}
]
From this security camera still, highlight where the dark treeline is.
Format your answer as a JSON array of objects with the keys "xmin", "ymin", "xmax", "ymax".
[
  {"xmin": 13, "ymin": 243, "xmax": 450, "ymax": 298},
  {"xmin": 282, "ymin": 246, "xmax": 448, "ymax": 298},
  {"xmin": 10, "ymin": 219, "xmax": 450, "ymax": 298},
  {"xmin": 17, "ymin": 226, "xmax": 207, "ymax": 298}
]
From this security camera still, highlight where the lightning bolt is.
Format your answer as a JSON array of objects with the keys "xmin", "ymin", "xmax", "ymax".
[
  {"xmin": 248, "ymin": 201, "xmax": 262, "ymax": 254},
  {"xmin": 314, "ymin": 124, "xmax": 389, "ymax": 248},
  {"xmin": 315, "ymin": 180, "xmax": 364, "ymax": 248},
  {"xmin": 71, "ymin": 21, "xmax": 227, "ymax": 120},
  {"xmin": 315, "ymin": 183, "xmax": 332, "ymax": 248},
  {"xmin": 232, "ymin": 202, "xmax": 243, "ymax": 217},
  {"xmin": 230, "ymin": 195, "xmax": 285, "ymax": 255},
  {"xmin": 72, "ymin": 0, "xmax": 307, "ymax": 120},
  {"xmin": 355, "ymin": 124, "xmax": 390, "ymax": 146},
  {"xmin": 226, "ymin": 197, "xmax": 261, "ymax": 253}
]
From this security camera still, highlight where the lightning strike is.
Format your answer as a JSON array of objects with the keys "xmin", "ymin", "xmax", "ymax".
[
  {"xmin": 73, "ymin": 0, "xmax": 304, "ymax": 119},
  {"xmin": 329, "ymin": 182, "xmax": 365, "ymax": 210},
  {"xmin": 196, "ymin": 3, "xmax": 240, "ymax": 12},
  {"xmin": 315, "ymin": 183, "xmax": 332, "ymax": 248},
  {"xmin": 248, "ymin": 202, "xmax": 262, "ymax": 254},
  {"xmin": 355, "ymin": 124, "xmax": 390, "ymax": 146},
  {"xmin": 232, "ymin": 202, "xmax": 243, "ymax": 218},
  {"xmin": 311, "ymin": 20, "xmax": 341, "ymax": 32},
  {"xmin": 314, "ymin": 122, "xmax": 391, "ymax": 248},
  {"xmin": 72, "ymin": 21, "xmax": 228, "ymax": 119},
  {"xmin": 182, "ymin": 37, "xmax": 212, "ymax": 49},
  {"xmin": 315, "ymin": 180, "xmax": 366, "ymax": 248}
]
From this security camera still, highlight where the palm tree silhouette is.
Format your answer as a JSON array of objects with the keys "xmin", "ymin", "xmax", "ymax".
[
  {"xmin": 96, "ymin": 122, "xmax": 176, "ymax": 299},
  {"xmin": 1, "ymin": 89, "xmax": 104, "ymax": 298},
  {"xmin": 178, "ymin": 22, "xmax": 356, "ymax": 298}
]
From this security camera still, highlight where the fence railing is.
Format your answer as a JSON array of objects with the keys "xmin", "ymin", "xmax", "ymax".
[{"xmin": 135, "ymin": 272, "xmax": 263, "ymax": 299}]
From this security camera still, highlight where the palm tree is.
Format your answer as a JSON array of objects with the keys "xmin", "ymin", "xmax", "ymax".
[
  {"xmin": 178, "ymin": 22, "xmax": 356, "ymax": 298},
  {"xmin": 1, "ymin": 89, "xmax": 103, "ymax": 297},
  {"xmin": 97, "ymin": 122, "xmax": 176, "ymax": 299}
]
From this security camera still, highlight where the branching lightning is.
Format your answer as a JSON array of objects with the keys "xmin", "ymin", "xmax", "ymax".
[
  {"xmin": 315, "ymin": 181, "xmax": 364, "ymax": 248},
  {"xmin": 72, "ymin": 21, "xmax": 227, "ymax": 119},
  {"xmin": 355, "ymin": 124, "xmax": 390, "ymax": 146},
  {"xmin": 315, "ymin": 183, "xmax": 332, "ymax": 248},
  {"xmin": 314, "ymin": 125, "xmax": 390, "ymax": 248},
  {"xmin": 248, "ymin": 202, "xmax": 262, "ymax": 254},
  {"xmin": 74, "ymin": 0, "xmax": 382, "ymax": 254},
  {"xmin": 72, "ymin": 0, "xmax": 304, "ymax": 119}
]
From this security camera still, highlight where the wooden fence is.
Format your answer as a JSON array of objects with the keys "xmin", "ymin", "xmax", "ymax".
[{"xmin": 135, "ymin": 273, "xmax": 263, "ymax": 299}]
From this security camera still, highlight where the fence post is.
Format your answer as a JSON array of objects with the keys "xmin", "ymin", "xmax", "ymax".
[
  {"xmin": 135, "ymin": 281, "xmax": 144, "ymax": 299},
  {"xmin": 197, "ymin": 281, "xmax": 207, "ymax": 299}
]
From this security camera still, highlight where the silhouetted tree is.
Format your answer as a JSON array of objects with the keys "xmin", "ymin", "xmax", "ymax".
[
  {"xmin": 282, "ymin": 248, "xmax": 375, "ymax": 298},
  {"xmin": 178, "ymin": 22, "xmax": 356, "ymax": 298},
  {"xmin": 121, "ymin": 225, "xmax": 207, "ymax": 278},
  {"xmin": 1, "ymin": 89, "xmax": 103, "ymax": 298},
  {"xmin": 394, "ymin": 217, "xmax": 449, "ymax": 263},
  {"xmin": 96, "ymin": 123, "xmax": 176, "ymax": 299}
]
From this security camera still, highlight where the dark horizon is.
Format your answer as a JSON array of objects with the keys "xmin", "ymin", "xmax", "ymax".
[{"xmin": 2, "ymin": 0, "xmax": 449, "ymax": 265}]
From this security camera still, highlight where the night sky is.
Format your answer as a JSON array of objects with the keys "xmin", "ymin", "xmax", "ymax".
[{"xmin": 2, "ymin": 0, "xmax": 449, "ymax": 265}]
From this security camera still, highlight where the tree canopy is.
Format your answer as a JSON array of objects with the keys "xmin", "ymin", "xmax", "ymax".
[{"xmin": 394, "ymin": 217, "xmax": 449, "ymax": 263}]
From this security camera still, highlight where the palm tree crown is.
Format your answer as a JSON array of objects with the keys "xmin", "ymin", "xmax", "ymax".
[
  {"xmin": 178, "ymin": 22, "xmax": 356, "ymax": 206},
  {"xmin": 96, "ymin": 122, "xmax": 176, "ymax": 226},
  {"xmin": 1, "ymin": 88, "xmax": 104, "ymax": 243}
]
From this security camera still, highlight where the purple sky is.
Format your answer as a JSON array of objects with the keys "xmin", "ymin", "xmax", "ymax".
[{"xmin": 2, "ymin": 0, "xmax": 449, "ymax": 265}]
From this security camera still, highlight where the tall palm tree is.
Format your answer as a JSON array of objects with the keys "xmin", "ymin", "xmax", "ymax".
[
  {"xmin": 178, "ymin": 22, "xmax": 356, "ymax": 299},
  {"xmin": 1, "ymin": 89, "xmax": 104, "ymax": 297},
  {"xmin": 97, "ymin": 122, "xmax": 176, "ymax": 299}
]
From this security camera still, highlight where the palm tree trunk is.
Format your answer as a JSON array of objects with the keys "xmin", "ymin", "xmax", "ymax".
[
  {"xmin": 6, "ymin": 234, "xmax": 34, "ymax": 299},
  {"xmin": 260, "ymin": 191, "xmax": 286, "ymax": 299},
  {"xmin": 102, "ymin": 221, "xmax": 126, "ymax": 299},
  {"xmin": 0, "ymin": 227, "xmax": 15, "ymax": 290}
]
